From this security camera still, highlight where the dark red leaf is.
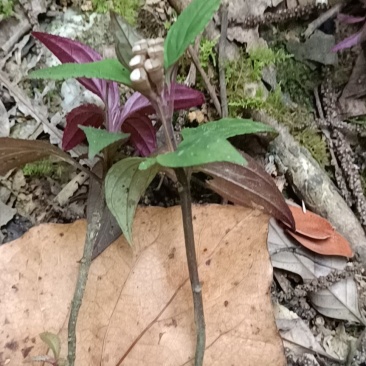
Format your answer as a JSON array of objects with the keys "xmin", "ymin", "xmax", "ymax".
[
  {"xmin": 112, "ymin": 84, "xmax": 205, "ymax": 132},
  {"xmin": 122, "ymin": 114, "xmax": 157, "ymax": 156},
  {"xmin": 286, "ymin": 229, "xmax": 353, "ymax": 257},
  {"xmin": 172, "ymin": 83, "xmax": 205, "ymax": 110},
  {"xmin": 62, "ymin": 104, "xmax": 105, "ymax": 151},
  {"xmin": 32, "ymin": 32, "xmax": 121, "ymax": 113},
  {"xmin": 199, "ymin": 153, "xmax": 295, "ymax": 229}
]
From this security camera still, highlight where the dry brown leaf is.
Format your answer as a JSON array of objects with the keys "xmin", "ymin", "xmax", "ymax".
[
  {"xmin": 287, "ymin": 205, "xmax": 334, "ymax": 240},
  {"xmin": 0, "ymin": 205, "xmax": 285, "ymax": 365},
  {"xmin": 286, "ymin": 229, "xmax": 354, "ymax": 257}
]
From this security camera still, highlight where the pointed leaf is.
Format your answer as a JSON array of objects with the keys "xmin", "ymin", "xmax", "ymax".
[
  {"xmin": 79, "ymin": 126, "xmax": 129, "ymax": 159},
  {"xmin": 287, "ymin": 205, "xmax": 334, "ymax": 240},
  {"xmin": 87, "ymin": 163, "xmax": 122, "ymax": 260},
  {"xmin": 112, "ymin": 84, "xmax": 205, "ymax": 132},
  {"xmin": 29, "ymin": 59, "xmax": 131, "ymax": 86},
  {"xmin": 164, "ymin": 0, "xmax": 221, "ymax": 68},
  {"xmin": 32, "ymin": 32, "xmax": 121, "ymax": 111},
  {"xmin": 110, "ymin": 11, "xmax": 143, "ymax": 69},
  {"xmin": 0, "ymin": 138, "xmax": 79, "ymax": 176},
  {"xmin": 32, "ymin": 31, "xmax": 104, "ymax": 98},
  {"xmin": 337, "ymin": 13, "xmax": 366, "ymax": 24},
  {"xmin": 39, "ymin": 332, "xmax": 61, "ymax": 359},
  {"xmin": 140, "ymin": 118, "xmax": 274, "ymax": 169},
  {"xmin": 63, "ymin": 104, "xmax": 105, "ymax": 151},
  {"xmin": 199, "ymin": 154, "xmax": 295, "ymax": 229},
  {"xmin": 286, "ymin": 229, "xmax": 353, "ymax": 257},
  {"xmin": 122, "ymin": 114, "xmax": 157, "ymax": 156},
  {"xmin": 105, "ymin": 157, "xmax": 160, "ymax": 244},
  {"xmin": 332, "ymin": 30, "xmax": 363, "ymax": 51}
]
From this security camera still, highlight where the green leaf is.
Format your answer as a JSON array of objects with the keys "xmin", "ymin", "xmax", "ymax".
[
  {"xmin": 139, "ymin": 118, "xmax": 274, "ymax": 169},
  {"xmin": 105, "ymin": 157, "xmax": 160, "ymax": 244},
  {"xmin": 39, "ymin": 332, "xmax": 61, "ymax": 359},
  {"xmin": 79, "ymin": 126, "xmax": 130, "ymax": 159},
  {"xmin": 164, "ymin": 0, "xmax": 221, "ymax": 68},
  {"xmin": 29, "ymin": 59, "xmax": 131, "ymax": 86}
]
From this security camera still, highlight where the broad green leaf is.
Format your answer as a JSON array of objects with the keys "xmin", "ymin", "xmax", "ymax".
[
  {"xmin": 164, "ymin": 0, "xmax": 221, "ymax": 68},
  {"xmin": 181, "ymin": 118, "xmax": 274, "ymax": 141},
  {"xmin": 139, "ymin": 118, "xmax": 274, "ymax": 169},
  {"xmin": 105, "ymin": 157, "xmax": 160, "ymax": 244},
  {"xmin": 79, "ymin": 126, "xmax": 129, "ymax": 159},
  {"xmin": 39, "ymin": 332, "xmax": 61, "ymax": 359},
  {"xmin": 29, "ymin": 59, "xmax": 131, "ymax": 86}
]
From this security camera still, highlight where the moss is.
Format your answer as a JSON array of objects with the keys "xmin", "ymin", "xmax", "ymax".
[
  {"xmin": 0, "ymin": 0, "xmax": 14, "ymax": 19},
  {"xmin": 199, "ymin": 37, "xmax": 219, "ymax": 69},
  {"xmin": 23, "ymin": 159, "xmax": 69, "ymax": 179},
  {"xmin": 91, "ymin": 0, "xmax": 142, "ymax": 24},
  {"xmin": 224, "ymin": 46, "xmax": 330, "ymax": 168}
]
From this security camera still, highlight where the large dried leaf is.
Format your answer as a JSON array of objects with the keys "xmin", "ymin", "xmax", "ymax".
[
  {"xmin": 200, "ymin": 153, "xmax": 295, "ymax": 229},
  {"xmin": 0, "ymin": 138, "xmax": 79, "ymax": 176},
  {"xmin": 268, "ymin": 218, "xmax": 364, "ymax": 323},
  {"xmin": 0, "ymin": 205, "xmax": 285, "ymax": 365}
]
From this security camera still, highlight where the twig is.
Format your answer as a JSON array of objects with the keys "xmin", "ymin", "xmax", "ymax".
[
  {"xmin": 304, "ymin": 3, "xmax": 343, "ymax": 38},
  {"xmin": 67, "ymin": 202, "xmax": 103, "ymax": 365},
  {"xmin": 175, "ymin": 167, "xmax": 206, "ymax": 366},
  {"xmin": 188, "ymin": 45, "xmax": 222, "ymax": 116},
  {"xmin": 218, "ymin": 4, "xmax": 229, "ymax": 118}
]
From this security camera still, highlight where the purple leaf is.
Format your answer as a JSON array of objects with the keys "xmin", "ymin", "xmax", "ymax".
[
  {"xmin": 172, "ymin": 83, "xmax": 205, "ymax": 110},
  {"xmin": 122, "ymin": 114, "xmax": 157, "ymax": 156},
  {"xmin": 63, "ymin": 104, "xmax": 105, "ymax": 150},
  {"xmin": 332, "ymin": 29, "xmax": 363, "ymax": 51},
  {"xmin": 337, "ymin": 13, "xmax": 366, "ymax": 24},
  {"xmin": 112, "ymin": 84, "xmax": 205, "ymax": 131},
  {"xmin": 32, "ymin": 32, "xmax": 106, "ymax": 99}
]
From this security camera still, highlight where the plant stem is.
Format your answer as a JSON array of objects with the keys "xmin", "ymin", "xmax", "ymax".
[
  {"xmin": 219, "ymin": 3, "xmax": 229, "ymax": 118},
  {"xmin": 67, "ymin": 201, "xmax": 102, "ymax": 366},
  {"xmin": 175, "ymin": 167, "xmax": 206, "ymax": 366}
]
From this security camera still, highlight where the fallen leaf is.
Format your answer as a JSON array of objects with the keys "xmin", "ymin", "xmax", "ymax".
[
  {"xmin": 0, "ymin": 205, "xmax": 286, "ymax": 365},
  {"xmin": 286, "ymin": 229, "xmax": 353, "ymax": 257},
  {"xmin": 273, "ymin": 302, "xmax": 341, "ymax": 361},
  {"xmin": 268, "ymin": 218, "xmax": 364, "ymax": 323},
  {"xmin": 287, "ymin": 205, "xmax": 334, "ymax": 240}
]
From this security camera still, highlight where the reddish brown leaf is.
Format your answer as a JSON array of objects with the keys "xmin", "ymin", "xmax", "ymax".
[
  {"xmin": 62, "ymin": 104, "xmax": 105, "ymax": 150},
  {"xmin": 286, "ymin": 229, "xmax": 354, "ymax": 257},
  {"xmin": 287, "ymin": 205, "xmax": 334, "ymax": 240},
  {"xmin": 0, "ymin": 138, "xmax": 79, "ymax": 176},
  {"xmin": 200, "ymin": 153, "xmax": 295, "ymax": 229}
]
